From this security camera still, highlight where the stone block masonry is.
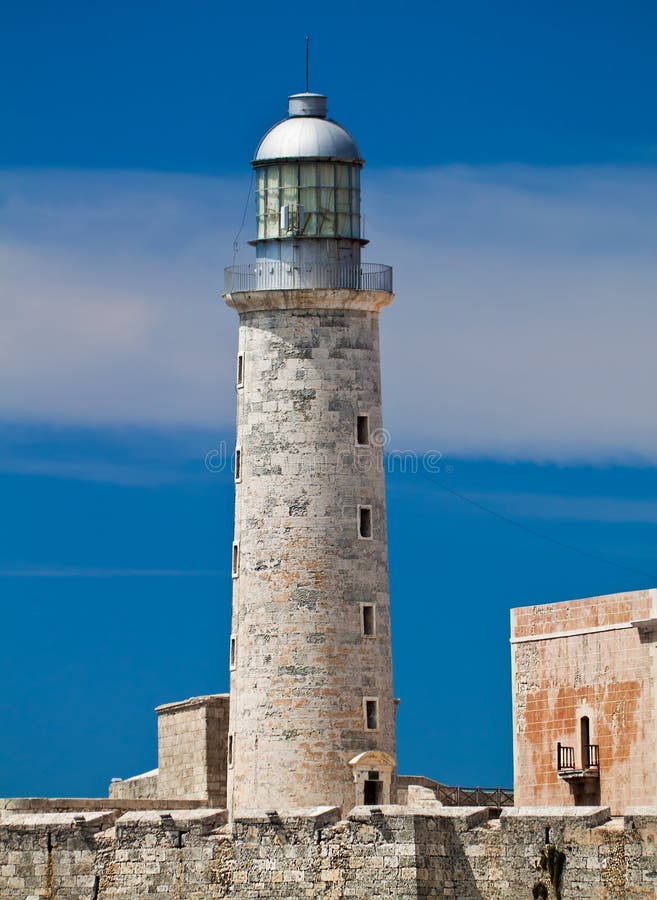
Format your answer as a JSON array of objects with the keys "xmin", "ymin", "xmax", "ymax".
[
  {"xmin": 227, "ymin": 294, "xmax": 397, "ymax": 817},
  {"xmin": 156, "ymin": 694, "xmax": 229, "ymax": 806},
  {"xmin": 3, "ymin": 804, "xmax": 657, "ymax": 898}
]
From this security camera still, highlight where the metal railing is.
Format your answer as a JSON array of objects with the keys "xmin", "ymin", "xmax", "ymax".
[
  {"xmin": 557, "ymin": 743, "xmax": 599, "ymax": 771},
  {"xmin": 436, "ymin": 786, "xmax": 514, "ymax": 808},
  {"xmin": 557, "ymin": 743, "xmax": 576, "ymax": 770},
  {"xmin": 587, "ymin": 744, "xmax": 600, "ymax": 768},
  {"xmin": 224, "ymin": 261, "xmax": 392, "ymax": 294}
]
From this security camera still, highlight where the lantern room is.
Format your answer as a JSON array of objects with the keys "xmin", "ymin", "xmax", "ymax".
[
  {"xmin": 251, "ymin": 92, "xmax": 366, "ymax": 285},
  {"xmin": 224, "ymin": 91, "xmax": 392, "ymax": 294}
]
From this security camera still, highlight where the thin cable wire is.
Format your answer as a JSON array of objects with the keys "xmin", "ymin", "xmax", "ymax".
[
  {"xmin": 231, "ymin": 171, "xmax": 255, "ymax": 267},
  {"xmin": 419, "ymin": 469, "xmax": 657, "ymax": 582}
]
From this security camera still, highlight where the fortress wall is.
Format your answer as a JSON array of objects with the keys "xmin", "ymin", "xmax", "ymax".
[
  {"xmin": 0, "ymin": 812, "xmax": 113, "ymax": 900},
  {"xmin": 3, "ymin": 805, "xmax": 657, "ymax": 898}
]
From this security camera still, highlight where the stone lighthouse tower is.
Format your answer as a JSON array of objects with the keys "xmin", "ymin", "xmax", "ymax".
[{"xmin": 224, "ymin": 90, "xmax": 396, "ymax": 818}]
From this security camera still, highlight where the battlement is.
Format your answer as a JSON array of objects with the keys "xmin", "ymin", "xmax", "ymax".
[{"xmin": 1, "ymin": 804, "xmax": 655, "ymax": 898}]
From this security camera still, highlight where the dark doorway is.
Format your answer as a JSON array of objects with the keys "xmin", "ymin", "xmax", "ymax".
[{"xmin": 363, "ymin": 780, "xmax": 382, "ymax": 805}]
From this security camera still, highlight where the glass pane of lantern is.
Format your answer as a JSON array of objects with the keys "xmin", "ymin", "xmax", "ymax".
[
  {"xmin": 336, "ymin": 165, "xmax": 350, "ymax": 188},
  {"xmin": 336, "ymin": 188, "xmax": 350, "ymax": 213},
  {"xmin": 319, "ymin": 213, "xmax": 334, "ymax": 236},
  {"xmin": 319, "ymin": 163, "xmax": 334, "ymax": 186},
  {"xmin": 265, "ymin": 197, "xmax": 279, "ymax": 237},
  {"xmin": 302, "ymin": 211, "xmax": 318, "ymax": 235},
  {"xmin": 300, "ymin": 163, "xmax": 316, "ymax": 187},
  {"xmin": 337, "ymin": 213, "xmax": 350, "ymax": 235},
  {"xmin": 281, "ymin": 164, "xmax": 297, "ymax": 187},
  {"xmin": 320, "ymin": 187, "xmax": 335, "ymax": 212},
  {"xmin": 300, "ymin": 187, "xmax": 318, "ymax": 215}
]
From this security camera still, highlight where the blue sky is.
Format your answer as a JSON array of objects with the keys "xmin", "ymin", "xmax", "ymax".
[{"xmin": 1, "ymin": 1, "xmax": 656, "ymax": 796}]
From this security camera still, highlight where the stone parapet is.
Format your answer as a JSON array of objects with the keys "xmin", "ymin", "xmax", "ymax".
[
  {"xmin": 109, "ymin": 769, "xmax": 158, "ymax": 800},
  {"xmin": 3, "ymin": 805, "xmax": 655, "ymax": 898},
  {"xmin": 0, "ymin": 797, "xmax": 207, "ymax": 814}
]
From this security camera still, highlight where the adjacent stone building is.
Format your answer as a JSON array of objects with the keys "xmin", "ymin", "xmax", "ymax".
[{"xmin": 512, "ymin": 588, "xmax": 657, "ymax": 814}]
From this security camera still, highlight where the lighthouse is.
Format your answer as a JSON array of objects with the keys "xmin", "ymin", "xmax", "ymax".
[{"xmin": 224, "ymin": 90, "xmax": 396, "ymax": 817}]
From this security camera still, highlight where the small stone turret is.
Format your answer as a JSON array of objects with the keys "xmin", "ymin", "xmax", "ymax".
[{"xmin": 224, "ymin": 89, "xmax": 396, "ymax": 817}]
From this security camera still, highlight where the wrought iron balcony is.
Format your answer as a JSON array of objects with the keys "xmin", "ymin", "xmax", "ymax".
[
  {"xmin": 557, "ymin": 742, "xmax": 600, "ymax": 780},
  {"xmin": 224, "ymin": 261, "xmax": 392, "ymax": 294}
]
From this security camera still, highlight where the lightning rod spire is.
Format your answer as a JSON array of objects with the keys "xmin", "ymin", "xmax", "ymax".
[{"xmin": 305, "ymin": 36, "xmax": 310, "ymax": 93}]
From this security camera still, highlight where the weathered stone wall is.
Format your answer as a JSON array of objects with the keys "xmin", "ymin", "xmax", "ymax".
[
  {"xmin": 227, "ymin": 299, "xmax": 396, "ymax": 817},
  {"xmin": 109, "ymin": 769, "xmax": 159, "ymax": 800},
  {"xmin": 156, "ymin": 694, "xmax": 229, "ymax": 806},
  {"xmin": 4, "ymin": 804, "xmax": 657, "ymax": 898},
  {"xmin": 0, "ymin": 812, "xmax": 113, "ymax": 900},
  {"xmin": 512, "ymin": 588, "xmax": 657, "ymax": 813}
]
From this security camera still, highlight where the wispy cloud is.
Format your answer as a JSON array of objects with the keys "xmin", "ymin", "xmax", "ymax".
[{"xmin": 2, "ymin": 165, "xmax": 656, "ymax": 462}]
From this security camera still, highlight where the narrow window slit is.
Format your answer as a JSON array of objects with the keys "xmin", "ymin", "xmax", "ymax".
[
  {"xmin": 362, "ymin": 604, "xmax": 376, "ymax": 636},
  {"xmin": 232, "ymin": 542, "xmax": 240, "ymax": 577},
  {"xmin": 358, "ymin": 506, "xmax": 372, "ymax": 539},
  {"xmin": 234, "ymin": 448, "xmax": 242, "ymax": 482},
  {"xmin": 365, "ymin": 698, "xmax": 378, "ymax": 731},
  {"xmin": 236, "ymin": 353, "xmax": 244, "ymax": 387},
  {"xmin": 228, "ymin": 734, "xmax": 234, "ymax": 766},
  {"xmin": 230, "ymin": 636, "xmax": 237, "ymax": 668},
  {"xmin": 356, "ymin": 415, "xmax": 370, "ymax": 446}
]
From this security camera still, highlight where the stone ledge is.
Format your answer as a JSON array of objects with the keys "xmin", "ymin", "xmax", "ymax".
[
  {"xmin": 111, "ymin": 768, "xmax": 158, "ymax": 782},
  {"xmin": 117, "ymin": 808, "xmax": 227, "ymax": 830},
  {"xmin": 347, "ymin": 805, "xmax": 491, "ymax": 830},
  {"xmin": 234, "ymin": 806, "xmax": 340, "ymax": 828},
  {"xmin": 501, "ymin": 806, "xmax": 611, "ymax": 827},
  {"xmin": 625, "ymin": 807, "xmax": 657, "ymax": 817},
  {"xmin": 1, "ymin": 811, "xmax": 116, "ymax": 829},
  {"xmin": 155, "ymin": 693, "xmax": 229, "ymax": 715},
  {"xmin": 0, "ymin": 797, "xmax": 207, "ymax": 813},
  {"xmin": 225, "ymin": 289, "xmax": 393, "ymax": 314}
]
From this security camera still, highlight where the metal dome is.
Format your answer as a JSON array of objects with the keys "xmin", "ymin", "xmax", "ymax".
[{"xmin": 254, "ymin": 93, "xmax": 361, "ymax": 163}]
